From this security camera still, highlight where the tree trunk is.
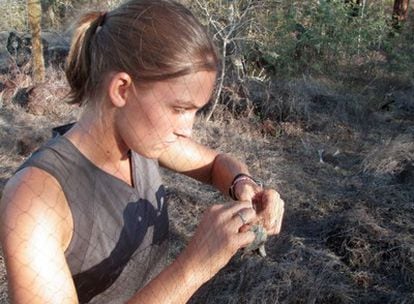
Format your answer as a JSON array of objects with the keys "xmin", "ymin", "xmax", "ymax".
[
  {"xmin": 27, "ymin": 0, "xmax": 45, "ymax": 84},
  {"xmin": 392, "ymin": 0, "xmax": 410, "ymax": 28}
]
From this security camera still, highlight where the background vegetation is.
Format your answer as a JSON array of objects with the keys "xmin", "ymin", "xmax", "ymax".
[{"xmin": 0, "ymin": 0, "xmax": 413, "ymax": 303}]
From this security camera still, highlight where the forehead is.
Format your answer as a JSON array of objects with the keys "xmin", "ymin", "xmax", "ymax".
[
  {"xmin": 169, "ymin": 70, "xmax": 216, "ymax": 84},
  {"xmin": 144, "ymin": 71, "xmax": 216, "ymax": 106}
]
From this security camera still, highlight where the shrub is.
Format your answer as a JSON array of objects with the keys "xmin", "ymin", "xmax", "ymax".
[{"xmin": 0, "ymin": 0, "xmax": 27, "ymax": 31}]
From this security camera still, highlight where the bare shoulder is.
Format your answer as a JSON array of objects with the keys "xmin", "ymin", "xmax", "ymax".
[
  {"xmin": 0, "ymin": 166, "xmax": 73, "ymax": 252},
  {"xmin": 0, "ymin": 167, "xmax": 77, "ymax": 302}
]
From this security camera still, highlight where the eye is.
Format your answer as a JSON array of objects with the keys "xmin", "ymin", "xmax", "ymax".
[{"xmin": 173, "ymin": 107, "xmax": 187, "ymax": 114}]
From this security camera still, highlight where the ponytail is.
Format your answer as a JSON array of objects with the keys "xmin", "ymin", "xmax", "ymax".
[{"xmin": 65, "ymin": 12, "xmax": 106, "ymax": 106}]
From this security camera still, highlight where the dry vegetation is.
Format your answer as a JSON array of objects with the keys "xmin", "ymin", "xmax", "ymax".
[{"xmin": 0, "ymin": 0, "xmax": 413, "ymax": 303}]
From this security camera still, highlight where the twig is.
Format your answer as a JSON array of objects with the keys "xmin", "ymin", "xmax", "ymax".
[{"xmin": 205, "ymin": 0, "xmax": 256, "ymax": 121}]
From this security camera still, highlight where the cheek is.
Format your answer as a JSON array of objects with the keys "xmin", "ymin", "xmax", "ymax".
[
  {"xmin": 117, "ymin": 102, "xmax": 177, "ymax": 152},
  {"xmin": 115, "ymin": 106, "xmax": 151, "ymax": 147},
  {"xmin": 147, "ymin": 110, "xmax": 175, "ymax": 137},
  {"xmin": 178, "ymin": 112, "xmax": 195, "ymax": 129}
]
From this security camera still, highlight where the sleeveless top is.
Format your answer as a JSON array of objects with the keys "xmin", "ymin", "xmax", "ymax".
[{"xmin": 17, "ymin": 127, "xmax": 169, "ymax": 303}]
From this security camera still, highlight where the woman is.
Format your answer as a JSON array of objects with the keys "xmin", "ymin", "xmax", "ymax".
[{"xmin": 0, "ymin": 0, "xmax": 285, "ymax": 303}]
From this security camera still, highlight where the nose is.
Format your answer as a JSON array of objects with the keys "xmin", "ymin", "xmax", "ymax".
[
  {"xmin": 174, "ymin": 114, "xmax": 194, "ymax": 138},
  {"xmin": 174, "ymin": 124, "xmax": 193, "ymax": 138}
]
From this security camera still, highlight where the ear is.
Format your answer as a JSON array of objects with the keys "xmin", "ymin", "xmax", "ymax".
[{"xmin": 108, "ymin": 72, "xmax": 133, "ymax": 108}]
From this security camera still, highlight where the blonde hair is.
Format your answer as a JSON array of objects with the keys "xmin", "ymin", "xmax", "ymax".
[{"xmin": 65, "ymin": 0, "xmax": 218, "ymax": 106}]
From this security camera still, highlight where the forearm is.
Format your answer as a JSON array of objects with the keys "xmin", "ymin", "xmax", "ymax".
[
  {"xmin": 210, "ymin": 153, "xmax": 250, "ymax": 196},
  {"xmin": 127, "ymin": 250, "xmax": 206, "ymax": 304}
]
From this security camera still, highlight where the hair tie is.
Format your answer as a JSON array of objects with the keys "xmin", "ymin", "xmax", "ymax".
[
  {"xmin": 99, "ymin": 12, "xmax": 107, "ymax": 26},
  {"xmin": 95, "ymin": 12, "xmax": 107, "ymax": 34}
]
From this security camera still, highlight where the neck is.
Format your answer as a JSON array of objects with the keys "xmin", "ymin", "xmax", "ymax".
[{"xmin": 65, "ymin": 106, "xmax": 130, "ymax": 169}]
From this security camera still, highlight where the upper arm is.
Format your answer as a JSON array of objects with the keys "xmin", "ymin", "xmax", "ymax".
[
  {"xmin": 0, "ymin": 168, "xmax": 77, "ymax": 303},
  {"xmin": 158, "ymin": 137, "xmax": 219, "ymax": 183}
]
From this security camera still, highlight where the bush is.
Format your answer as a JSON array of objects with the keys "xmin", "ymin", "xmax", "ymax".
[
  {"xmin": 190, "ymin": 0, "xmax": 413, "ymax": 121},
  {"xmin": 259, "ymin": 0, "xmax": 393, "ymax": 76},
  {"xmin": 0, "ymin": 0, "xmax": 27, "ymax": 31},
  {"xmin": 0, "ymin": 0, "xmax": 124, "ymax": 32}
]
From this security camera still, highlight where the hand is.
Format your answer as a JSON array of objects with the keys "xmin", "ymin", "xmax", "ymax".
[
  {"xmin": 180, "ymin": 201, "xmax": 257, "ymax": 284},
  {"xmin": 235, "ymin": 180, "xmax": 285, "ymax": 235}
]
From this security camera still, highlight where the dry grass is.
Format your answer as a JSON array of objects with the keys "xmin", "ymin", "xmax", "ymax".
[
  {"xmin": 0, "ymin": 44, "xmax": 413, "ymax": 304},
  {"xmin": 362, "ymin": 133, "xmax": 414, "ymax": 184},
  {"xmin": 162, "ymin": 74, "xmax": 414, "ymax": 303},
  {"xmin": 0, "ymin": 67, "xmax": 80, "ymax": 192}
]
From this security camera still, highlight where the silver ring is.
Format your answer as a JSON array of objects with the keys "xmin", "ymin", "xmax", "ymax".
[{"xmin": 237, "ymin": 211, "xmax": 247, "ymax": 225}]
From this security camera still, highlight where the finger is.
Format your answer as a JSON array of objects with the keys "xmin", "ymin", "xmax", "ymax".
[
  {"xmin": 222, "ymin": 200, "xmax": 254, "ymax": 215},
  {"xmin": 273, "ymin": 200, "xmax": 285, "ymax": 234},
  {"xmin": 270, "ymin": 211, "xmax": 285, "ymax": 235},
  {"xmin": 275, "ymin": 209, "xmax": 284, "ymax": 233},
  {"xmin": 212, "ymin": 201, "xmax": 253, "ymax": 228},
  {"xmin": 229, "ymin": 207, "xmax": 258, "ymax": 232},
  {"xmin": 256, "ymin": 189, "xmax": 285, "ymax": 232},
  {"xmin": 267, "ymin": 206, "xmax": 284, "ymax": 235},
  {"xmin": 235, "ymin": 230, "xmax": 256, "ymax": 248},
  {"xmin": 266, "ymin": 189, "xmax": 282, "ymax": 226},
  {"xmin": 234, "ymin": 207, "xmax": 257, "ymax": 226},
  {"xmin": 237, "ymin": 182, "xmax": 258, "ymax": 202}
]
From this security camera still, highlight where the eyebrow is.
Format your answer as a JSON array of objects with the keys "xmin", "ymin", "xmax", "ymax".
[{"xmin": 174, "ymin": 99, "xmax": 203, "ymax": 109}]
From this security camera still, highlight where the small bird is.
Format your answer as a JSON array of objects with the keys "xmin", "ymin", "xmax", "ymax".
[{"xmin": 242, "ymin": 224, "xmax": 268, "ymax": 258}]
